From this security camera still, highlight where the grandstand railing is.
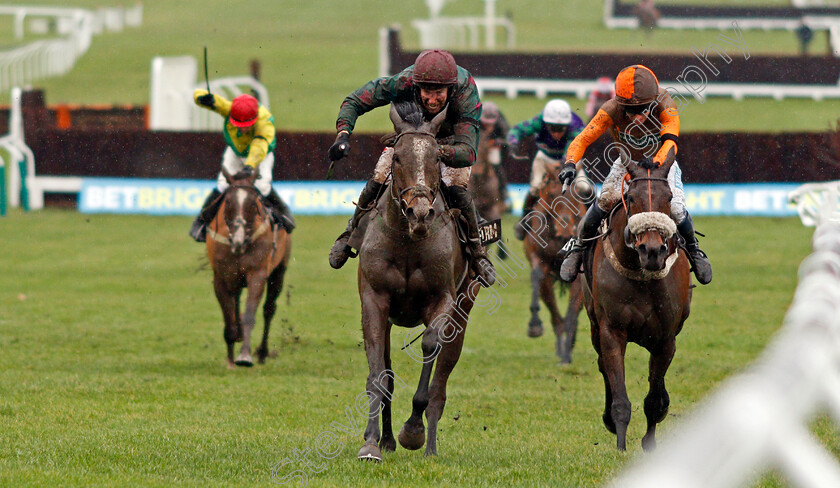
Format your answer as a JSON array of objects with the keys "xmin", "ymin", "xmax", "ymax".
[
  {"xmin": 607, "ymin": 182, "xmax": 840, "ymax": 487},
  {"xmin": 0, "ymin": 4, "xmax": 142, "ymax": 93}
]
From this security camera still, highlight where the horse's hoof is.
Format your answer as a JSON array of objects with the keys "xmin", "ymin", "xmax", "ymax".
[
  {"xmin": 234, "ymin": 354, "xmax": 254, "ymax": 367},
  {"xmin": 398, "ymin": 424, "xmax": 425, "ymax": 450},
  {"xmin": 380, "ymin": 436, "xmax": 397, "ymax": 453},
  {"xmin": 226, "ymin": 360, "xmax": 236, "ymax": 370},
  {"xmin": 358, "ymin": 444, "xmax": 383, "ymax": 462},
  {"xmin": 527, "ymin": 323, "xmax": 544, "ymax": 338}
]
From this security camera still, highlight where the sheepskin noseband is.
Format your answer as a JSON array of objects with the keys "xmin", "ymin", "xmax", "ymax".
[{"xmin": 627, "ymin": 211, "xmax": 676, "ymax": 238}]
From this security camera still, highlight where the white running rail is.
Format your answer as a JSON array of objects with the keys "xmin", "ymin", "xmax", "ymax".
[
  {"xmin": 0, "ymin": 4, "xmax": 142, "ymax": 93},
  {"xmin": 608, "ymin": 183, "xmax": 840, "ymax": 487}
]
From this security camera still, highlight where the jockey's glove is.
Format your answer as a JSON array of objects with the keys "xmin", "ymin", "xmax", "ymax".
[
  {"xmin": 329, "ymin": 131, "xmax": 351, "ymax": 161},
  {"xmin": 638, "ymin": 156, "xmax": 658, "ymax": 170},
  {"xmin": 197, "ymin": 93, "xmax": 215, "ymax": 108},
  {"xmin": 559, "ymin": 162, "xmax": 576, "ymax": 185}
]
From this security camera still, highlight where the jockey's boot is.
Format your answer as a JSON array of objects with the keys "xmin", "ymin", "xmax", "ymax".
[
  {"xmin": 514, "ymin": 192, "xmax": 539, "ymax": 241},
  {"xmin": 329, "ymin": 179, "xmax": 383, "ymax": 269},
  {"xmin": 264, "ymin": 189, "xmax": 295, "ymax": 233},
  {"xmin": 492, "ymin": 163, "xmax": 511, "ymax": 212},
  {"xmin": 446, "ymin": 185, "xmax": 496, "ymax": 287},
  {"xmin": 677, "ymin": 213, "xmax": 713, "ymax": 285},
  {"xmin": 189, "ymin": 189, "xmax": 223, "ymax": 242},
  {"xmin": 559, "ymin": 204, "xmax": 606, "ymax": 282}
]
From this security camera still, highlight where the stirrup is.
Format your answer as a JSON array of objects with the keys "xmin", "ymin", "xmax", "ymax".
[{"xmin": 559, "ymin": 243, "xmax": 584, "ymax": 282}]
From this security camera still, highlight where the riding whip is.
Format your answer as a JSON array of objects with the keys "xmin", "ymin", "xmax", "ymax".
[{"xmin": 203, "ymin": 46, "xmax": 211, "ymax": 94}]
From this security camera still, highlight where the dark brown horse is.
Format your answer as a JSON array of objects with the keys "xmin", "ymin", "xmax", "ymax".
[
  {"xmin": 205, "ymin": 170, "xmax": 292, "ymax": 369},
  {"xmin": 582, "ymin": 161, "xmax": 691, "ymax": 451},
  {"xmin": 355, "ymin": 102, "xmax": 481, "ymax": 461},
  {"xmin": 469, "ymin": 126, "xmax": 505, "ymax": 224},
  {"xmin": 523, "ymin": 166, "xmax": 589, "ymax": 364}
]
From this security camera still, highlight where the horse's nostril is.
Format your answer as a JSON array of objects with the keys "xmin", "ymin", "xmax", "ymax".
[
  {"xmin": 659, "ymin": 244, "xmax": 667, "ymax": 255},
  {"xmin": 638, "ymin": 243, "xmax": 647, "ymax": 254}
]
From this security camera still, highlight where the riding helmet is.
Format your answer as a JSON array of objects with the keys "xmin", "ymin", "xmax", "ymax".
[
  {"xmin": 542, "ymin": 99, "xmax": 572, "ymax": 125},
  {"xmin": 412, "ymin": 49, "xmax": 458, "ymax": 86},
  {"xmin": 614, "ymin": 65, "xmax": 659, "ymax": 106},
  {"xmin": 229, "ymin": 94, "xmax": 259, "ymax": 128}
]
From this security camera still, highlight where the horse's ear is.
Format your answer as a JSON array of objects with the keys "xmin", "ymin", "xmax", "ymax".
[
  {"xmin": 389, "ymin": 103, "xmax": 410, "ymax": 134},
  {"xmin": 427, "ymin": 104, "xmax": 448, "ymax": 135}
]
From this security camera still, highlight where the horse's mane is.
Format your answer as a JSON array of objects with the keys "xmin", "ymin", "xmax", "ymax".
[{"xmin": 393, "ymin": 100, "xmax": 425, "ymax": 130}]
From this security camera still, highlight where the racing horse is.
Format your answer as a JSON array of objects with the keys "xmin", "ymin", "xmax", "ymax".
[
  {"xmin": 522, "ymin": 165, "xmax": 589, "ymax": 364},
  {"xmin": 205, "ymin": 170, "xmax": 292, "ymax": 369},
  {"xmin": 581, "ymin": 160, "xmax": 691, "ymax": 451},
  {"xmin": 469, "ymin": 126, "xmax": 505, "ymax": 225},
  {"xmin": 354, "ymin": 101, "xmax": 481, "ymax": 461}
]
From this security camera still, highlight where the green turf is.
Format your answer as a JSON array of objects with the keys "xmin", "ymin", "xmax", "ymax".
[
  {"xmin": 1, "ymin": 0, "xmax": 838, "ymax": 133},
  {"xmin": 0, "ymin": 209, "xmax": 832, "ymax": 487}
]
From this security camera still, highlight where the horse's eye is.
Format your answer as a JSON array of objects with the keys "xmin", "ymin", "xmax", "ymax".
[{"xmin": 626, "ymin": 195, "xmax": 634, "ymax": 204}]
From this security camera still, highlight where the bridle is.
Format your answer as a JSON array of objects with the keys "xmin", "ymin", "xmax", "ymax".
[
  {"xmin": 218, "ymin": 183, "xmax": 270, "ymax": 247},
  {"xmin": 620, "ymin": 170, "xmax": 672, "ymax": 251},
  {"xmin": 389, "ymin": 130, "xmax": 440, "ymax": 220}
]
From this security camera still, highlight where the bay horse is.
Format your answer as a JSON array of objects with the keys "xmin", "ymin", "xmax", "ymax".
[
  {"xmin": 355, "ymin": 101, "xmax": 481, "ymax": 461},
  {"xmin": 522, "ymin": 166, "xmax": 589, "ymax": 364},
  {"xmin": 205, "ymin": 170, "xmax": 292, "ymax": 369},
  {"xmin": 581, "ymin": 160, "xmax": 691, "ymax": 451},
  {"xmin": 469, "ymin": 126, "xmax": 505, "ymax": 225}
]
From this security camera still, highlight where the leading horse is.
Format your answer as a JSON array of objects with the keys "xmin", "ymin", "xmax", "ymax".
[
  {"xmin": 581, "ymin": 160, "xmax": 691, "ymax": 451},
  {"xmin": 522, "ymin": 166, "xmax": 588, "ymax": 364},
  {"xmin": 354, "ymin": 101, "xmax": 482, "ymax": 461},
  {"xmin": 205, "ymin": 170, "xmax": 292, "ymax": 369}
]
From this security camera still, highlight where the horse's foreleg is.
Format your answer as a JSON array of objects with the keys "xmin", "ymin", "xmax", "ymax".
[
  {"xmin": 426, "ymin": 283, "xmax": 478, "ymax": 456},
  {"xmin": 257, "ymin": 265, "xmax": 286, "ymax": 364},
  {"xmin": 536, "ymin": 266, "xmax": 564, "ymax": 358},
  {"xmin": 642, "ymin": 339, "xmax": 676, "ymax": 452},
  {"xmin": 598, "ymin": 324, "xmax": 630, "ymax": 451},
  {"xmin": 398, "ymin": 327, "xmax": 437, "ymax": 452},
  {"xmin": 527, "ymin": 263, "xmax": 545, "ymax": 338},
  {"xmin": 359, "ymin": 290, "xmax": 390, "ymax": 462},
  {"xmin": 559, "ymin": 279, "xmax": 583, "ymax": 365},
  {"xmin": 213, "ymin": 276, "xmax": 238, "ymax": 369},
  {"xmin": 236, "ymin": 271, "xmax": 268, "ymax": 367},
  {"xmin": 379, "ymin": 327, "xmax": 397, "ymax": 453}
]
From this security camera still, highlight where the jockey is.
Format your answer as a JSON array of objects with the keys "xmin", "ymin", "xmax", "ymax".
[
  {"xmin": 508, "ymin": 99, "xmax": 585, "ymax": 240},
  {"xmin": 327, "ymin": 49, "xmax": 496, "ymax": 286},
  {"xmin": 557, "ymin": 65, "xmax": 712, "ymax": 285},
  {"xmin": 188, "ymin": 91, "xmax": 294, "ymax": 242},
  {"xmin": 479, "ymin": 101, "xmax": 511, "ymax": 208},
  {"xmin": 585, "ymin": 77, "xmax": 615, "ymax": 121}
]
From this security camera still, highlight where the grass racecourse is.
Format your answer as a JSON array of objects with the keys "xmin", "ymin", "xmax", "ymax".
[
  {"xmin": 2, "ymin": 0, "xmax": 840, "ymax": 486},
  {"xmin": 1, "ymin": 209, "xmax": 835, "ymax": 487}
]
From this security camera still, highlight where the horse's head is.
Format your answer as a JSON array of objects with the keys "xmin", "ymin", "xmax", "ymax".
[
  {"xmin": 221, "ymin": 168, "xmax": 266, "ymax": 255},
  {"xmin": 623, "ymin": 161, "xmax": 676, "ymax": 271},
  {"xmin": 538, "ymin": 165, "xmax": 594, "ymax": 240},
  {"xmin": 388, "ymin": 101, "xmax": 447, "ymax": 239}
]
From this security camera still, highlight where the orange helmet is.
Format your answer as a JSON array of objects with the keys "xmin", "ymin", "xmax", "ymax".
[
  {"xmin": 614, "ymin": 65, "xmax": 659, "ymax": 106},
  {"xmin": 412, "ymin": 49, "xmax": 458, "ymax": 86},
  {"xmin": 230, "ymin": 94, "xmax": 259, "ymax": 128}
]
